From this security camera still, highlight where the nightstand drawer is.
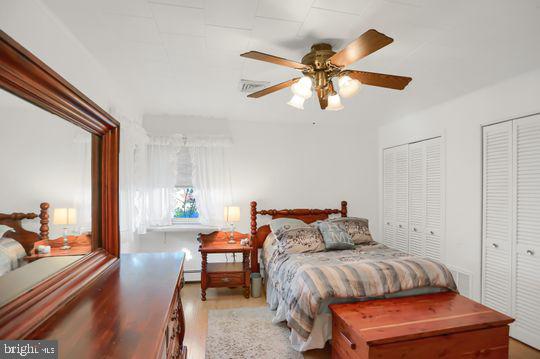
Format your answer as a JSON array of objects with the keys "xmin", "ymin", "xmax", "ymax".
[{"xmin": 207, "ymin": 272, "xmax": 244, "ymax": 287}]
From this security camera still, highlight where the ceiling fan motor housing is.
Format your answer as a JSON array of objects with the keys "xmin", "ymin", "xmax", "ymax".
[
  {"xmin": 301, "ymin": 43, "xmax": 336, "ymax": 70},
  {"xmin": 301, "ymin": 43, "xmax": 339, "ymax": 93}
]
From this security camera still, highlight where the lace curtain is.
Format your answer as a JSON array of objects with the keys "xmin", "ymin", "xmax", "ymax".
[
  {"xmin": 119, "ymin": 119, "xmax": 149, "ymax": 242},
  {"xmin": 189, "ymin": 141, "xmax": 232, "ymax": 226},
  {"xmin": 73, "ymin": 133, "xmax": 92, "ymax": 234},
  {"xmin": 119, "ymin": 126, "xmax": 233, "ymax": 241}
]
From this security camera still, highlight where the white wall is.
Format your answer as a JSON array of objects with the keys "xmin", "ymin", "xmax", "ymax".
[
  {"xmin": 1, "ymin": 0, "xmax": 145, "ymax": 239},
  {"xmin": 0, "ymin": 99, "xmax": 91, "ymax": 238},
  {"xmin": 130, "ymin": 116, "xmax": 380, "ymax": 280},
  {"xmin": 0, "ymin": 0, "xmax": 141, "ymax": 122},
  {"xmin": 378, "ymin": 68, "xmax": 540, "ymax": 300}
]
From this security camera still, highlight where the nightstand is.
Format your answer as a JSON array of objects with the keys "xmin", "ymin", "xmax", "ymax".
[
  {"xmin": 24, "ymin": 234, "xmax": 92, "ymax": 262},
  {"xmin": 197, "ymin": 231, "xmax": 251, "ymax": 301}
]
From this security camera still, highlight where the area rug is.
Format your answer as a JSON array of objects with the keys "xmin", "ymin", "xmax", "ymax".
[{"xmin": 206, "ymin": 307, "xmax": 303, "ymax": 359}]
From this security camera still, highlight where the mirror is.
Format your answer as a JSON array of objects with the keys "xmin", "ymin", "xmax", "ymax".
[{"xmin": 0, "ymin": 88, "xmax": 93, "ymax": 306}]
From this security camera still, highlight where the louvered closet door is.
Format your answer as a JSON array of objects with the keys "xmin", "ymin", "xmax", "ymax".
[
  {"xmin": 408, "ymin": 141, "xmax": 426, "ymax": 256},
  {"xmin": 512, "ymin": 116, "xmax": 540, "ymax": 348},
  {"xmin": 383, "ymin": 148, "xmax": 396, "ymax": 247},
  {"xmin": 425, "ymin": 138, "xmax": 442, "ymax": 261},
  {"xmin": 394, "ymin": 145, "xmax": 409, "ymax": 252},
  {"xmin": 482, "ymin": 122, "xmax": 513, "ymax": 316}
]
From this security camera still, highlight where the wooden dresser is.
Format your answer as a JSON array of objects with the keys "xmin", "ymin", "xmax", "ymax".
[
  {"xmin": 330, "ymin": 292, "xmax": 514, "ymax": 359},
  {"xmin": 26, "ymin": 252, "xmax": 187, "ymax": 359}
]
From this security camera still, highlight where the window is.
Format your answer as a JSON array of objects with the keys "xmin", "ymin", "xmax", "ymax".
[{"xmin": 173, "ymin": 186, "xmax": 199, "ymax": 222}]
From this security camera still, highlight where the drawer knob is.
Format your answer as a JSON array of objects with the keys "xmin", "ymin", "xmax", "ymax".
[
  {"xmin": 526, "ymin": 250, "xmax": 535, "ymax": 256},
  {"xmin": 413, "ymin": 227, "xmax": 418, "ymax": 232},
  {"xmin": 340, "ymin": 331, "xmax": 356, "ymax": 350},
  {"xmin": 398, "ymin": 224, "xmax": 402, "ymax": 228},
  {"xmin": 429, "ymin": 230, "xmax": 435, "ymax": 235},
  {"xmin": 492, "ymin": 243, "xmax": 499, "ymax": 248},
  {"xmin": 221, "ymin": 277, "xmax": 230, "ymax": 282}
]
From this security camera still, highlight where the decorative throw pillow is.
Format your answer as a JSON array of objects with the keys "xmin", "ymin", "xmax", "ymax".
[
  {"xmin": 269, "ymin": 218, "xmax": 309, "ymax": 238},
  {"xmin": 330, "ymin": 217, "xmax": 372, "ymax": 244},
  {"xmin": 276, "ymin": 227, "xmax": 325, "ymax": 254},
  {"xmin": 314, "ymin": 221, "xmax": 355, "ymax": 250}
]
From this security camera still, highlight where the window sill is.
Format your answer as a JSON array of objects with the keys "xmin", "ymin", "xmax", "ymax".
[{"xmin": 147, "ymin": 224, "xmax": 219, "ymax": 233}]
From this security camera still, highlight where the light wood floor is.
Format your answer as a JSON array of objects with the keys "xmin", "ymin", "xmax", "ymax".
[{"xmin": 182, "ymin": 283, "xmax": 540, "ymax": 359}]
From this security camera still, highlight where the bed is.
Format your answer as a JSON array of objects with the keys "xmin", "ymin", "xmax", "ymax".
[
  {"xmin": 250, "ymin": 200, "xmax": 457, "ymax": 352},
  {"xmin": 0, "ymin": 203, "xmax": 50, "ymax": 276}
]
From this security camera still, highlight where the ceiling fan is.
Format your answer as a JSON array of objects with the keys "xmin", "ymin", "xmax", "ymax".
[{"xmin": 240, "ymin": 29, "xmax": 412, "ymax": 111}]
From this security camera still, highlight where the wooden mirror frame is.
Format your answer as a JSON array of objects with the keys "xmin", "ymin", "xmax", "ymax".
[{"xmin": 0, "ymin": 30, "xmax": 120, "ymax": 338}]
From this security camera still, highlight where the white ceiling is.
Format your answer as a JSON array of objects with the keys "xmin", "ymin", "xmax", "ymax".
[{"xmin": 42, "ymin": 0, "xmax": 540, "ymax": 124}]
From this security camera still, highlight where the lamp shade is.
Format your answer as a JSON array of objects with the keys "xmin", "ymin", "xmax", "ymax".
[
  {"xmin": 338, "ymin": 75, "xmax": 361, "ymax": 98},
  {"xmin": 326, "ymin": 93, "xmax": 344, "ymax": 111},
  {"xmin": 287, "ymin": 94, "xmax": 306, "ymax": 110},
  {"xmin": 224, "ymin": 206, "xmax": 240, "ymax": 223},
  {"xmin": 53, "ymin": 208, "xmax": 77, "ymax": 225},
  {"xmin": 291, "ymin": 76, "xmax": 312, "ymax": 99}
]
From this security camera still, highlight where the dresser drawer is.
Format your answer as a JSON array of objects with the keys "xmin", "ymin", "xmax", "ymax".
[{"xmin": 207, "ymin": 272, "xmax": 244, "ymax": 287}]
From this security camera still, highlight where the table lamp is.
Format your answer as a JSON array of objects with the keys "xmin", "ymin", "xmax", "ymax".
[
  {"xmin": 53, "ymin": 208, "xmax": 77, "ymax": 250},
  {"xmin": 224, "ymin": 206, "xmax": 240, "ymax": 244}
]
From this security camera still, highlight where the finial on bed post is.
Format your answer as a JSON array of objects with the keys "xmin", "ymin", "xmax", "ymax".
[
  {"xmin": 39, "ymin": 202, "xmax": 50, "ymax": 242},
  {"xmin": 250, "ymin": 201, "xmax": 260, "ymax": 273},
  {"xmin": 341, "ymin": 201, "xmax": 347, "ymax": 217}
]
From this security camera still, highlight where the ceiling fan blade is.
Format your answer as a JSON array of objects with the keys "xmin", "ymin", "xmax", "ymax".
[
  {"xmin": 241, "ymin": 51, "xmax": 310, "ymax": 70},
  {"xmin": 317, "ymin": 88, "xmax": 327, "ymax": 109},
  {"xmin": 247, "ymin": 78, "xmax": 300, "ymax": 98},
  {"xmin": 348, "ymin": 71, "xmax": 412, "ymax": 90},
  {"xmin": 329, "ymin": 29, "xmax": 393, "ymax": 67}
]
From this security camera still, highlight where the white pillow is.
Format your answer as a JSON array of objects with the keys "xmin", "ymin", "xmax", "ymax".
[
  {"xmin": 0, "ymin": 237, "xmax": 27, "ymax": 270},
  {"xmin": 0, "ymin": 253, "xmax": 11, "ymax": 276},
  {"xmin": 269, "ymin": 218, "xmax": 309, "ymax": 237}
]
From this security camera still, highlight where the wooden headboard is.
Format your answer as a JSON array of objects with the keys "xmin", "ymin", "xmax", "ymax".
[
  {"xmin": 250, "ymin": 200, "xmax": 347, "ymax": 273},
  {"xmin": 0, "ymin": 202, "xmax": 50, "ymax": 255}
]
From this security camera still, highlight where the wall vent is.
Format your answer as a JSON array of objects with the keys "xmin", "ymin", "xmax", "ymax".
[
  {"xmin": 448, "ymin": 266, "xmax": 472, "ymax": 298},
  {"xmin": 239, "ymin": 79, "xmax": 269, "ymax": 93}
]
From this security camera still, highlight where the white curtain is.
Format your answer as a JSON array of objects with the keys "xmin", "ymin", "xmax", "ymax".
[
  {"xmin": 189, "ymin": 136, "xmax": 233, "ymax": 226},
  {"xmin": 146, "ymin": 136, "xmax": 180, "ymax": 226},
  {"xmin": 73, "ymin": 133, "xmax": 92, "ymax": 234},
  {"xmin": 119, "ymin": 119, "xmax": 149, "ymax": 242},
  {"xmin": 118, "ymin": 126, "xmax": 233, "ymax": 235}
]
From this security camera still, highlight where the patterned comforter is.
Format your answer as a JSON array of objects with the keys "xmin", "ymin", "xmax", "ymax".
[{"xmin": 265, "ymin": 242, "xmax": 457, "ymax": 339}]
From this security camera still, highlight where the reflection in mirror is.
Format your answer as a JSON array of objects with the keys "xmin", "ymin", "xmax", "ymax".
[{"xmin": 0, "ymin": 89, "xmax": 92, "ymax": 307}]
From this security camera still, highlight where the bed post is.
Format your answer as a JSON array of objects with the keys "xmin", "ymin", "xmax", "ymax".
[
  {"xmin": 39, "ymin": 202, "xmax": 49, "ymax": 242},
  {"xmin": 341, "ymin": 201, "xmax": 348, "ymax": 217},
  {"xmin": 250, "ymin": 201, "xmax": 259, "ymax": 273}
]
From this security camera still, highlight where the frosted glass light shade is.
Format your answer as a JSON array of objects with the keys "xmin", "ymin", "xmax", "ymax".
[
  {"xmin": 287, "ymin": 94, "xmax": 306, "ymax": 110},
  {"xmin": 326, "ymin": 94, "xmax": 344, "ymax": 111},
  {"xmin": 338, "ymin": 75, "xmax": 361, "ymax": 98},
  {"xmin": 224, "ymin": 206, "xmax": 240, "ymax": 222},
  {"xmin": 53, "ymin": 208, "xmax": 77, "ymax": 225},
  {"xmin": 291, "ymin": 76, "xmax": 312, "ymax": 99}
]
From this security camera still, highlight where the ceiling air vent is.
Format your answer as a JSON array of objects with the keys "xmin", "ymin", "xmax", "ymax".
[{"xmin": 238, "ymin": 79, "xmax": 269, "ymax": 93}]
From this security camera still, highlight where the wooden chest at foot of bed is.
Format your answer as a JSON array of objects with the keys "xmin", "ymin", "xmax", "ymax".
[{"xmin": 329, "ymin": 292, "xmax": 514, "ymax": 359}]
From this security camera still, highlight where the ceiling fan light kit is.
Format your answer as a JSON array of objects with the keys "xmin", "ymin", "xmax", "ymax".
[
  {"xmin": 287, "ymin": 94, "xmax": 307, "ymax": 110},
  {"xmin": 326, "ymin": 93, "xmax": 344, "ymax": 111},
  {"xmin": 290, "ymin": 76, "xmax": 313, "ymax": 99},
  {"xmin": 338, "ymin": 75, "xmax": 362, "ymax": 98},
  {"xmin": 240, "ymin": 29, "xmax": 412, "ymax": 111}
]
